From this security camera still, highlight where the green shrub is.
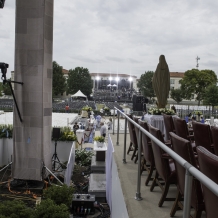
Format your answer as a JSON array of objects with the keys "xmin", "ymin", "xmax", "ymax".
[
  {"xmin": 0, "ymin": 124, "xmax": 13, "ymax": 138},
  {"xmin": 0, "ymin": 200, "xmax": 34, "ymax": 218},
  {"xmin": 75, "ymin": 148, "xmax": 94, "ymax": 166},
  {"xmin": 43, "ymin": 184, "xmax": 74, "ymax": 207},
  {"xmin": 34, "ymin": 199, "xmax": 69, "ymax": 218},
  {"xmin": 94, "ymin": 136, "xmax": 105, "ymax": 143}
]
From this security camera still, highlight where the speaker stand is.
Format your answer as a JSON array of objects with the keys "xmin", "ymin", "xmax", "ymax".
[
  {"xmin": 0, "ymin": 162, "xmax": 12, "ymax": 183},
  {"xmin": 42, "ymin": 161, "xmax": 63, "ymax": 185},
  {"xmin": 51, "ymin": 140, "xmax": 64, "ymax": 172}
]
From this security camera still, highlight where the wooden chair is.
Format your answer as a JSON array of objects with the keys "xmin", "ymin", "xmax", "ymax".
[
  {"xmin": 170, "ymin": 132, "xmax": 205, "ymax": 217},
  {"xmin": 192, "ymin": 121, "xmax": 214, "ymax": 153},
  {"xmin": 197, "ymin": 146, "xmax": 218, "ymax": 218},
  {"xmin": 133, "ymin": 116, "xmax": 142, "ymax": 163},
  {"xmin": 209, "ymin": 126, "xmax": 218, "ymax": 155},
  {"xmin": 173, "ymin": 116, "xmax": 195, "ymax": 149},
  {"xmin": 149, "ymin": 125, "xmax": 177, "ymax": 207},
  {"xmin": 163, "ymin": 114, "xmax": 175, "ymax": 142},
  {"xmin": 138, "ymin": 120, "xmax": 155, "ymax": 185},
  {"xmin": 126, "ymin": 114, "xmax": 138, "ymax": 161}
]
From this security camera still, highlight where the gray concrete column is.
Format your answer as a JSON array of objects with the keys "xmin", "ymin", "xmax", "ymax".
[{"xmin": 12, "ymin": 0, "xmax": 53, "ymax": 181}]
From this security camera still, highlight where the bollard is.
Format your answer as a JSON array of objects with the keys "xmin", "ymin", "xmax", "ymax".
[
  {"xmin": 116, "ymin": 111, "xmax": 120, "ymax": 145},
  {"xmin": 123, "ymin": 117, "xmax": 127, "ymax": 163},
  {"xmin": 135, "ymin": 129, "xmax": 142, "ymax": 201},
  {"xmin": 183, "ymin": 167, "xmax": 193, "ymax": 218}
]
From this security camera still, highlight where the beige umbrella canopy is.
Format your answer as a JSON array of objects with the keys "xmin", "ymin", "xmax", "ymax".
[{"xmin": 152, "ymin": 55, "xmax": 170, "ymax": 109}]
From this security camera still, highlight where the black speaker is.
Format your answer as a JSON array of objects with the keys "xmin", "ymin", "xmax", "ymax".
[
  {"xmin": 133, "ymin": 95, "xmax": 144, "ymax": 111},
  {"xmin": 52, "ymin": 128, "xmax": 60, "ymax": 140}
]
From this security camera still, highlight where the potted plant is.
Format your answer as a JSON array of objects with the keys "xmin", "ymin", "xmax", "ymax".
[
  {"xmin": 103, "ymin": 106, "xmax": 110, "ymax": 115},
  {"xmin": 94, "ymin": 136, "xmax": 105, "ymax": 148}
]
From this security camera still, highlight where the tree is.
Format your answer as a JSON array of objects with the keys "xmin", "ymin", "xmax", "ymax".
[
  {"xmin": 170, "ymin": 88, "xmax": 184, "ymax": 104},
  {"xmin": 2, "ymin": 79, "xmax": 12, "ymax": 95},
  {"xmin": 0, "ymin": 82, "xmax": 3, "ymax": 96},
  {"xmin": 137, "ymin": 71, "xmax": 155, "ymax": 101},
  {"xmin": 179, "ymin": 69, "xmax": 217, "ymax": 105},
  {"xmin": 67, "ymin": 67, "xmax": 93, "ymax": 98},
  {"xmin": 52, "ymin": 61, "xmax": 66, "ymax": 96},
  {"xmin": 203, "ymin": 85, "xmax": 218, "ymax": 113}
]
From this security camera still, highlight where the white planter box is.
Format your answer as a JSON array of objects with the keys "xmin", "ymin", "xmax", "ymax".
[
  {"xmin": 0, "ymin": 139, "xmax": 74, "ymax": 167},
  {"xmin": 81, "ymin": 110, "xmax": 88, "ymax": 118},
  {"xmin": 51, "ymin": 141, "xmax": 75, "ymax": 163}
]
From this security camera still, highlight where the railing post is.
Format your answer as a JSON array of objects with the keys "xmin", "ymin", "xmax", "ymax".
[
  {"xmin": 135, "ymin": 129, "xmax": 142, "ymax": 201},
  {"xmin": 183, "ymin": 167, "xmax": 193, "ymax": 218},
  {"xmin": 116, "ymin": 110, "xmax": 120, "ymax": 146},
  {"xmin": 113, "ymin": 108, "xmax": 115, "ymax": 135},
  {"xmin": 123, "ymin": 116, "xmax": 127, "ymax": 163}
]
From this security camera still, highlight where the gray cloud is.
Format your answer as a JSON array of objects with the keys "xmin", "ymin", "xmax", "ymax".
[{"xmin": 1, "ymin": 0, "xmax": 218, "ymax": 78}]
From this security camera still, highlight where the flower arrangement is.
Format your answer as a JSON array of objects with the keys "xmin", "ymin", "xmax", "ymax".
[
  {"xmin": 53, "ymin": 126, "xmax": 77, "ymax": 141},
  {"xmin": 82, "ymin": 106, "xmax": 92, "ymax": 111},
  {"xmin": 94, "ymin": 136, "xmax": 105, "ymax": 143},
  {"xmin": 103, "ymin": 106, "xmax": 110, "ymax": 112},
  {"xmin": 148, "ymin": 108, "xmax": 175, "ymax": 115},
  {"xmin": 193, "ymin": 111, "xmax": 203, "ymax": 116}
]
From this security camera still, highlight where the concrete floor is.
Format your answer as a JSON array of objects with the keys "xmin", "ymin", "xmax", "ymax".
[{"xmin": 109, "ymin": 133, "xmax": 207, "ymax": 218}]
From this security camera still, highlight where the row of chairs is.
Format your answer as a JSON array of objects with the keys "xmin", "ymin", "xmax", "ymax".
[{"xmin": 126, "ymin": 114, "xmax": 218, "ymax": 218}]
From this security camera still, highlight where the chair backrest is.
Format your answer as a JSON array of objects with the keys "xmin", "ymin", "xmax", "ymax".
[
  {"xmin": 170, "ymin": 132, "xmax": 204, "ymax": 207},
  {"xmin": 138, "ymin": 120, "xmax": 154, "ymax": 164},
  {"xmin": 197, "ymin": 146, "xmax": 218, "ymax": 218},
  {"xmin": 133, "ymin": 116, "xmax": 140, "ymax": 145},
  {"xmin": 163, "ymin": 114, "xmax": 175, "ymax": 140},
  {"xmin": 210, "ymin": 126, "xmax": 218, "ymax": 155},
  {"xmin": 126, "ymin": 114, "xmax": 138, "ymax": 148},
  {"xmin": 173, "ymin": 116, "xmax": 190, "ymax": 140},
  {"xmin": 192, "ymin": 121, "xmax": 213, "ymax": 152},
  {"xmin": 149, "ymin": 125, "xmax": 170, "ymax": 181}
]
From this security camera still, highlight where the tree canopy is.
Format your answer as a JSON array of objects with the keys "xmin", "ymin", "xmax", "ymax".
[
  {"xmin": 179, "ymin": 69, "xmax": 217, "ymax": 105},
  {"xmin": 137, "ymin": 71, "xmax": 155, "ymax": 101},
  {"xmin": 52, "ymin": 61, "xmax": 66, "ymax": 96},
  {"xmin": 2, "ymin": 79, "xmax": 12, "ymax": 96},
  {"xmin": 67, "ymin": 67, "xmax": 93, "ymax": 97},
  {"xmin": 203, "ymin": 84, "xmax": 218, "ymax": 112},
  {"xmin": 170, "ymin": 88, "xmax": 184, "ymax": 104}
]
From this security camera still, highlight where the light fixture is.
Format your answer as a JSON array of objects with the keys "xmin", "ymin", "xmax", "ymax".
[
  {"xmin": 109, "ymin": 76, "xmax": 112, "ymax": 81},
  {"xmin": 116, "ymin": 77, "xmax": 119, "ymax": 81},
  {"xmin": 96, "ymin": 76, "xmax": 100, "ymax": 80},
  {"xmin": 0, "ymin": 0, "xmax": 5, "ymax": 8},
  {"xmin": 128, "ymin": 77, "xmax": 133, "ymax": 82}
]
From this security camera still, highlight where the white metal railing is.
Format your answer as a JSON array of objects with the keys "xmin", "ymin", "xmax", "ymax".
[{"xmin": 113, "ymin": 107, "xmax": 218, "ymax": 218}]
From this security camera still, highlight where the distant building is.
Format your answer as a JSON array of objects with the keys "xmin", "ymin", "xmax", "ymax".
[{"xmin": 90, "ymin": 73, "xmax": 138, "ymax": 91}]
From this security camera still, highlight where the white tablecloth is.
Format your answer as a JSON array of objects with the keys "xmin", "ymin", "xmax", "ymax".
[
  {"xmin": 144, "ymin": 114, "xmax": 178, "ymax": 140},
  {"xmin": 144, "ymin": 114, "xmax": 167, "ymax": 140}
]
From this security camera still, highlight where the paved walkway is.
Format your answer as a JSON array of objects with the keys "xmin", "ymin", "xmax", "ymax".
[{"xmin": 109, "ymin": 133, "xmax": 207, "ymax": 218}]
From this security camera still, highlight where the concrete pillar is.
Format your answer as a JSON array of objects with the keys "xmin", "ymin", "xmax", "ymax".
[{"xmin": 12, "ymin": 0, "xmax": 53, "ymax": 180}]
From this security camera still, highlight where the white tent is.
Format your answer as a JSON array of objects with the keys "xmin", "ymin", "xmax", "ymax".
[{"xmin": 71, "ymin": 90, "xmax": 87, "ymax": 99}]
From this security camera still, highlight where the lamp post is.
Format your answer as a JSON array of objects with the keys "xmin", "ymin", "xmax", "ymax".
[
  {"xmin": 96, "ymin": 76, "xmax": 100, "ymax": 90},
  {"xmin": 128, "ymin": 76, "xmax": 133, "ymax": 89},
  {"xmin": 109, "ymin": 76, "xmax": 112, "ymax": 91},
  {"xmin": 116, "ymin": 76, "xmax": 119, "ymax": 92}
]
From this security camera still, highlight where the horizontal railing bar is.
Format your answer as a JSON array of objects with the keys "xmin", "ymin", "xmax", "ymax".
[{"xmin": 114, "ymin": 107, "xmax": 218, "ymax": 197}]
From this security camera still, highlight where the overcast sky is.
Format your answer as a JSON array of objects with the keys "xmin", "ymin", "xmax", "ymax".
[{"xmin": 1, "ymin": 0, "xmax": 218, "ymax": 79}]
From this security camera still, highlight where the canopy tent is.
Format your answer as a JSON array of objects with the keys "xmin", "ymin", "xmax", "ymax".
[
  {"xmin": 107, "ymin": 84, "xmax": 112, "ymax": 87},
  {"xmin": 112, "ymin": 84, "xmax": 117, "ymax": 87},
  {"xmin": 71, "ymin": 90, "xmax": 87, "ymax": 100}
]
